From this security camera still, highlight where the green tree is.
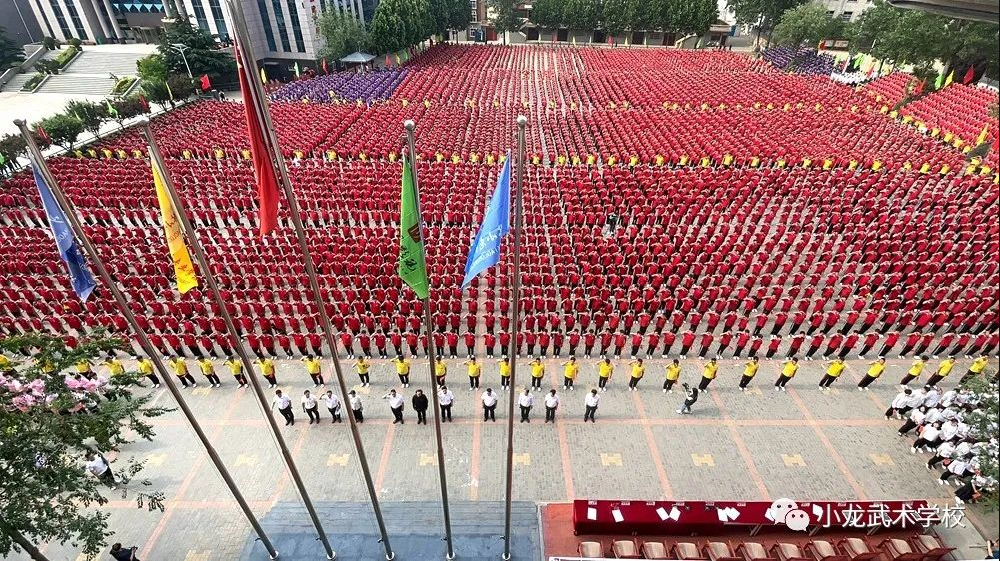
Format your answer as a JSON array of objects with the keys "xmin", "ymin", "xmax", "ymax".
[
  {"xmin": 107, "ymin": 96, "xmax": 148, "ymax": 130},
  {"xmin": 0, "ymin": 133, "xmax": 27, "ymax": 174},
  {"xmin": 563, "ymin": 0, "xmax": 599, "ymax": 31},
  {"xmin": 531, "ymin": 0, "xmax": 564, "ymax": 32},
  {"xmin": 141, "ymin": 80, "xmax": 172, "ymax": 109},
  {"xmin": 41, "ymin": 36, "xmax": 60, "ymax": 50},
  {"xmin": 166, "ymin": 74, "xmax": 195, "ymax": 102},
  {"xmin": 771, "ymin": 3, "xmax": 843, "ymax": 47},
  {"xmin": 489, "ymin": 0, "xmax": 522, "ymax": 43},
  {"xmin": 157, "ymin": 19, "xmax": 234, "ymax": 83},
  {"xmin": 964, "ymin": 376, "xmax": 998, "ymax": 509},
  {"xmin": 726, "ymin": 0, "xmax": 807, "ymax": 44},
  {"xmin": 317, "ymin": 9, "xmax": 370, "ymax": 61},
  {"xmin": 446, "ymin": 0, "xmax": 472, "ymax": 34},
  {"xmin": 0, "ymin": 333, "xmax": 168, "ymax": 558},
  {"xmin": 65, "ymin": 100, "xmax": 109, "ymax": 139},
  {"xmin": 0, "ymin": 27, "xmax": 25, "ymax": 69},
  {"xmin": 136, "ymin": 54, "xmax": 168, "ymax": 82},
  {"xmin": 35, "ymin": 114, "xmax": 84, "ymax": 151},
  {"xmin": 368, "ymin": 1, "xmax": 408, "ymax": 54}
]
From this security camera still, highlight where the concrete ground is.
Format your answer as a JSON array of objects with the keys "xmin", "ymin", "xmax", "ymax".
[{"xmin": 10, "ymin": 355, "xmax": 998, "ymax": 560}]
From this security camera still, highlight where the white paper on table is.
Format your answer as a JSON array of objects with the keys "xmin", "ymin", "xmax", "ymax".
[
  {"xmin": 717, "ymin": 508, "xmax": 729, "ymax": 522},
  {"xmin": 669, "ymin": 506, "xmax": 681, "ymax": 521},
  {"xmin": 656, "ymin": 507, "xmax": 669, "ymax": 521},
  {"xmin": 587, "ymin": 507, "xmax": 597, "ymax": 520},
  {"xmin": 612, "ymin": 508, "xmax": 624, "ymax": 523}
]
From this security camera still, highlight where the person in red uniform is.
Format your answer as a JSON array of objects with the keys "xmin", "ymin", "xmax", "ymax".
[
  {"xmin": 805, "ymin": 334, "xmax": 824, "ymax": 360},
  {"xmin": 698, "ymin": 333, "xmax": 714, "ymax": 359},
  {"xmin": 446, "ymin": 331, "xmax": 459, "ymax": 358},
  {"xmin": 390, "ymin": 330, "xmax": 403, "ymax": 356},
  {"xmin": 823, "ymin": 333, "xmax": 844, "ymax": 359},
  {"xmin": 613, "ymin": 332, "xmax": 627, "ymax": 359},
  {"xmin": 568, "ymin": 331, "xmax": 581, "ymax": 356},
  {"xmin": 308, "ymin": 333, "xmax": 322, "ymax": 356},
  {"xmin": 582, "ymin": 331, "xmax": 594, "ymax": 357},
  {"xmin": 717, "ymin": 332, "xmax": 732, "ymax": 357},
  {"xmin": 630, "ymin": 333, "xmax": 643, "ymax": 358},
  {"xmin": 858, "ymin": 333, "xmax": 878, "ymax": 358},
  {"xmin": 661, "ymin": 331, "xmax": 676, "ymax": 357},
  {"xmin": 484, "ymin": 332, "xmax": 497, "ymax": 358},
  {"xmin": 786, "ymin": 333, "xmax": 805, "ymax": 358},
  {"xmin": 525, "ymin": 331, "xmax": 537, "ymax": 357},
  {"xmin": 499, "ymin": 332, "xmax": 511, "ymax": 357},
  {"xmin": 463, "ymin": 331, "xmax": 476, "ymax": 357},
  {"xmin": 838, "ymin": 333, "xmax": 859, "ymax": 359},
  {"xmin": 678, "ymin": 331, "xmax": 695, "ymax": 359},
  {"xmin": 765, "ymin": 335, "xmax": 781, "ymax": 359},
  {"xmin": 553, "ymin": 332, "xmax": 565, "ymax": 356},
  {"xmin": 374, "ymin": 331, "xmax": 388, "ymax": 359},
  {"xmin": 600, "ymin": 331, "xmax": 613, "ymax": 357},
  {"xmin": 339, "ymin": 332, "xmax": 354, "ymax": 358},
  {"xmin": 771, "ymin": 312, "xmax": 788, "ymax": 336},
  {"xmin": 913, "ymin": 333, "xmax": 935, "ymax": 357},
  {"xmin": 733, "ymin": 331, "xmax": 750, "ymax": 358},
  {"xmin": 538, "ymin": 332, "xmax": 551, "ymax": 357},
  {"xmin": 899, "ymin": 332, "xmax": 921, "ymax": 357},
  {"xmin": 877, "ymin": 331, "xmax": 900, "ymax": 357},
  {"xmin": 406, "ymin": 331, "xmax": 419, "ymax": 356},
  {"xmin": 748, "ymin": 335, "xmax": 764, "ymax": 358},
  {"xmin": 646, "ymin": 332, "xmax": 660, "ymax": 358}
]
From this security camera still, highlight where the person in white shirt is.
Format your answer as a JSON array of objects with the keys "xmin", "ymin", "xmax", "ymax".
[
  {"xmin": 940, "ymin": 418, "xmax": 960, "ymax": 441},
  {"xmin": 584, "ymin": 389, "xmax": 600, "ymax": 423},
  {"xmin": 939, "ymin": 389, "xmax": 958, "ymax": 408},
  {"xmin": 481, "ymin": 388, "xmax": 498, "ymax": 422},
  {"xmin": 272, "ymin": 389, "xmax": 294, "ymax": 426},
  {"xmin": 544, "ymin": 389, "xmax": 560, "ymax": 423},
  {"xmin": 927, "ymin": 439, "xmax": 957, "ymax": 469},
  {"xmin": 438, "ymin": 386, "xmax": 455, "ymax": 422},
  {"xmin": 518, "ymin": 388, "xmax": 533, "ymax": 423},
  {"xmin": 85, "ymin": 452, "xmax": 117, "ymax": 489},
  {"xmin": 912, "ymin": 422, "xmax": 942, "ymax": 453},
  {"xmin": 383, "ymin": 389, "xmax": 405, "ymax": 424},
  {"xmin": 939, "ymin": 454, "xmax": 974, "ymax": 485},
  {"xmin": 323, "ymin": 391, "xmax": 342, "ymax": 423},
  {"xmin": 904, "ymin": 388, "xmax": 926, "ymax": 411},
  {"xmin": 886, "ymin": 389, "xmax": 912, "ymax": 420},
  {"xmin": 924, "ymin": 406, "xmax": 945, "ymax": 425},
  {"xmin": 923, "ymin": 387, "xmax": 941, "ymax": 408},
  {"xmin": 302, "ymin": 390, "xmax": 320, "ymax": 425},
  {"xmin": 348, "ymin": 390, "xmax": 364, "ymax": 423},
  {"xmin": 898, "ymin": 406, "xmax": 927, "ymax": 436}
]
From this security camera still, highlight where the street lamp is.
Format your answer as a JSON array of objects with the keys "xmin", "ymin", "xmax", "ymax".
[{"xmin": 170, "ymin": 43, "xmax": 193, "ymax": 79}]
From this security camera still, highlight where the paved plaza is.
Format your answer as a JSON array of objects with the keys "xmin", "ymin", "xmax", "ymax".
[{"xmin": 19, "ymin": 355, "xmax": 998, "ymax": 560}]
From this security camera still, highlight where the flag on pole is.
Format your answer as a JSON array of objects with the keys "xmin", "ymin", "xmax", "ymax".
[
  {"xmin": 106, "ymin": 99, "xmax": 119, "ymax": 117},
  {"xmin": 29, "ymin": 160, "xmax": 96, "ymax": 301},
  {"xmin": 976, "ymin": 125, "xmax": 990, "ymax": 146},
  {"xmin": 138, "ymin": 94, "xmax": 149, "ymax": 112},
  {"xmin": 237, "ymin": 46, "xmax": 281, "ymax": 237},
  {"xmin": 166, "ymin": 81, "xmax": 174, "ymax": 101},
  {"xmin": 934, "ymin": 71, "xmax": 945, "ymax": 90},
  {"xmin": 321, "ymin": 58, "xmax": 328, "ymax": 73},
  {"xmin": 294, "ymin": 62, "xmax": 301, "ymax": 78},
  {"xmin": 962, "ymin": 66, "xmax": 975, "ymax": 84},
  {"xmin": 150, "ymin": 158, "xmax": 198, "ymax": 293},
  {"xmin": 200, "ymin": 74, "xmax": 212, "ymax": 91},
  {"xmin": 462, "ymin": 155, "xmax": 511, "ymax": 287},
  {"xmin": 260, "ymin": 67, "xmax": 268, "ymax": 84},
  {"xmin": 398, "ymin": 154, "xmax": 429, "ymax": 299},
  {"xmin": 944, "ymin": 69, "xmax": 954, "ymax": 87}
]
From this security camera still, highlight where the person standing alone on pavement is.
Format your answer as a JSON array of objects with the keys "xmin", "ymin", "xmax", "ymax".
[
  {"xmin": 302, "ymin": 390, "xmax": 320, "ymax": 424},
  {"xmin": 677, "ymin": 383, "xmax": 699, "ymax": 414},
  {"xmin": 482, "ymin": 387, "xmax": 498, "ymax": 421},
  {"xmin": 272, "ymin": 389, "xmax": 294, "ymax": 425},
  {"xmin": 412, "ymin": 389, "xmax": 429, "ymax": 424},
  {"xmin": 85, "ymin": 451, "xmax": 117, "ymax": 488},
  {"xmin": 383, "ymin": 389, "xmax": 405, "ymax": 423},
  {"xmin": 544, "ymin": 389, "xmax": 560, "ymax": 422},
  {"xmin": 584, "ymin": 389, "xmax": 600, "ymax": 422},
  {"xmin": 438, "ymin": 385, "xmax": 455, "ymax": 421},
  {"xmin": 518, "ymin": 388, "xmax": 534, "ymax": 422}
]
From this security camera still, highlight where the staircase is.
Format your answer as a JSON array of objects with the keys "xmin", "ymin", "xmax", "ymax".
[
  {"xmin": 3, "ymin": 73, "xmax": 40, "ymax": 92},
  {"xmin": 34, "ymin": 48, "xmax": 149, "ymax": 96}
]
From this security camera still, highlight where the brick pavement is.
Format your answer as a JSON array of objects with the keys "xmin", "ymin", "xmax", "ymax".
[{"xmin": 16, "ymin": 356, "xmax": 996, "ymax": 560}]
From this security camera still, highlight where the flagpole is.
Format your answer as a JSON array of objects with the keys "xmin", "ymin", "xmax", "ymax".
[
  {"xmin": 404, "ymin": 119, "xmax": 455, "ymax": 561},
  {"xmin": 13, "ymin": 119, "xmax": 279, "ymax": 560},
  {"xmin": 224, "ymin": 1, "xmax": 395, "ymax": 559},
  {"xmin": 501, "ymin": 115, "xmax": 527, "ymax": 561}
]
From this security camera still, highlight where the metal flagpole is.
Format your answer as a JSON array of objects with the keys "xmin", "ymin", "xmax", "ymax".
[
  {"xmin": 13, "ymin": 119, "xmax": 279, "ymax": 560},
  {"xmin": 223, "ymin": 1, "xmax": 396, "ymax": 558},
  {"xmin": 137, "ymin": 117, "xmax": 337, "ymax": 559},
  {"xmin": 404, "ymin": 120, "xmax": 455, "ymax": 560},
  {"xmin": 501, "ymin": 115, "xmax": 527, "ymax": 560}
]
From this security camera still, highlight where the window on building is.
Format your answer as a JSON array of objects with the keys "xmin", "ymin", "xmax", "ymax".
[
  {"xmin": 34, "ymin": 0, "xmax": 56, "ymax": 37},
  {"xmin": 63, "ymin": 1, "xmax": 89, "ymax": 40},
  {"xmin": 271, "ymin": 0, "xmax": 292, "ymax": 51},
  {"xmin": 208, "ymin": 0, "xmax": 229, "ymax": 40},
  {"xmin": 48, "ymin": 0, "xmax": 72, "ymax": 38},
  {"xmin": 826, "ymin": 9, "xmax": 835, "ymax": 16},
  {"xmin": 840, "ymin": 11, "xmax": 853, "ymax": 20},
  {"xmin": 192, "ymin": 1, "xmax": 211, "ymax": 32},
  {"xmin": 256, "ymin": 0, "xmax": 278, "ymax": 51},
  {"xmin": 286, "ymin": 0, "xmax": 306, "ymax": 52}
]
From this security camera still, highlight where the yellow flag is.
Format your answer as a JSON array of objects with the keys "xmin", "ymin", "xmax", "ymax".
[
  {"xmin": 976, "ymin": 126, "xmax": 989, "ymax": 145},
  {"xmin": 151, "ymin": 161, "xmax": 197, "ymax": 293},
  {"xmin": 260, "ymin": 67, "xmax": 268, "ymax": 84},
  {"xmin": 944, "ymin": 70, "xmax": 954, "ymax": 87}
]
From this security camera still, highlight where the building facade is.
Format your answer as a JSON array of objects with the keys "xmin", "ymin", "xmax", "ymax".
[{"xmin": 816, "ymin": 0, "xmax": 873, "ymax": 22}]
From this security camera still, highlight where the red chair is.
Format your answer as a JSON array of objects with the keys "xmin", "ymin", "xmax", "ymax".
[
  {"xmin": 578, "ymin": 541, "xmax": 604, "ymax": 559},
  {"xmin": 703, "ymin": 541, "xmax": 743, "ymax": 561},
  {"xmin": 612, "ymin": 539, "xmax": 641, "ymax": 559},
  {"xmin": 910, "ymin": 534, "xmax": 956, "ymax": 561},
  {"xmin": 640, "ymin": 540, "xmax": 669, "ymax": 560},
  {"xmin": 804, "ymin": 540, "xmax": 850, "ymax": 561},
  {"xmin": 673, "ymin": 542, "xmax": 709, "ymax": 560},
  {"xmin": 837, "ymin": 538, "xmax": 879, "ymax": 561},
  {"xmin": 771, "ymin": 543, "xmax": 811, "ymax": 561},
  {"xmin": 877, "ymin": 538, "xmax": 927, "ymax": 561},
  {"xmin": 736, "ymin": 542, "xmax": 777, "ymax": 561}
]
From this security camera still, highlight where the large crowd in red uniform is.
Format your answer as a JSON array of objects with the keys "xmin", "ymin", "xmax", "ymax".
[{"xmin": 0, "ymin": 45, "xmax": 997, "ymax": 362}]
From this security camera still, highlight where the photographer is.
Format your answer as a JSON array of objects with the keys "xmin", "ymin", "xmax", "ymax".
[
  {"xmin": 109, "ymin": 543, "xmax": 139, "ymax": 561},
  {"xmin": 676, "ymin": 383, "xmax": 699, "ymax": 415}
]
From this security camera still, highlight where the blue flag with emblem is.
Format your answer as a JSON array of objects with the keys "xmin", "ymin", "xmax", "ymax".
[
  {"xmin": 462, "ymin": 154, "xmax": 511, "ymax": 287},
  {"xmin": 31, "ymin": 163, "xmax": 97, "ymax": 301}
]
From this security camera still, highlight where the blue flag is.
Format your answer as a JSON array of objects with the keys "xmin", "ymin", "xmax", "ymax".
[
  {"xmin": 462, "ymin": 155, "xmax": 511, "ymax": 287},
  {"xmin": 31, "ymin": 166, "xmax": 97, "ymax": 301}
]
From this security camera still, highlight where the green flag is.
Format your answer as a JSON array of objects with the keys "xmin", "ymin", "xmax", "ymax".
[
  {"xmin": 106, "ymin": 100, "xmax": 119, "ymax": 117},
  {"xmin": 934, "ymin": 70, "xmax": 945, "ymax": 90},
  {"xmin": 398, "ymin": 154, "xmax": 429, "ymax": 299},
  {"xmin": 294, "ymin": 62, "xmax": 301, "ymax": 78}
]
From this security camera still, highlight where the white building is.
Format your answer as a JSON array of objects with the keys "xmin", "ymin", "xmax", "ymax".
[{"xmin": 816, "ymin": 0, "xmax": 873, "ymax": 22}]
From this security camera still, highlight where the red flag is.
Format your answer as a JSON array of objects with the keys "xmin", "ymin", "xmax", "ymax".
[
  {"xmin": 36, "ymin": 126, "xmax": 50, "ymax": 143},
  {"xmin": 385, "ymin": 55, "xmax": 392, "ymax": 67},
  {"xmin": 200, "ymin": 74, "xmax": 212, "ymax": 91},
  {"xmin": 962, "ymin": 66, "xmax": 975, "ymax": 85},
  {"xmin": 138, "ymin": 94, "xmax": 149, "ymax": 111},
  {"xmin": 914, "ymin": 79, "xmax": 925, "ymax": 96},
  {"xmin": 321, "ymin": 58, "xmax": 328, "ymax": 74},
  {"xmin": 236, "ymin": 46, "xmax": 280, "ymax": 238}
]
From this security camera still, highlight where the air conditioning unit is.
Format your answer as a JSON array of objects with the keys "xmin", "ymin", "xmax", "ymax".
[{"xmin": 886, "ymin": 0, "xmax": 999, "ymax": 23}]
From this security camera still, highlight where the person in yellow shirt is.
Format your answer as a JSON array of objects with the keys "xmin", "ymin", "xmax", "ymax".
[
  {"xmin": 102, "ymin": 356, "xmax": 125, "ymax": 377},
  {"xmin": 169, "ymin": 356, "xmax": 197, "ymax": 388},
  {"xmin": 257, "ymin": 356, "xmax": 277, "ymax": 388},
  {"xmin": 197, "ymin": 358, "xmax": 222, "ymax": 387},
  {"xmin": 498, "ymin": 356, "xmax": 511, "ymax": 390},
  {"xmin": 819, "ymin": 358, "xmax": 845, "ymax": 390},
  {"xmin": 0, "ymin": 354, "xmax": 12, "ymax": 373},
  {"xmin": 560, "ymin": 357, "xmax": 579, "ymax": 390},
  {"xmin": 134, "ymin": 356, "xmax": 161, "ymax": 388},
  {"xmin": 224, "ymin": 356, "xmax": 247, "ymax": 388},
  {"xmin": 529, "ymin": 357, "xmax": 545, "ymax": 391},
  {"xmin": 76, "ymin": 359, "xmax": 94, "ymax": 378},
  {"xmin": 739, "ymin": 357, "xmax": 759, "ymax": 391},
  {"xmin": 463, "ymin": 356, "xmax": 482, "ymax": 389},
  {"xmin": 698, "ymin": 358, "xmax": 718, "ymax": 390},
  {"xmin": 663, "ymin": 358, "xmax": 681, "ymax": 393},
  {"xmin": 899, "ymin": 355, "xmax": 927, "ymax": 386},
  {"xmin": 435, "ymin": 357, "xmax": 447, "ymax": 387},
  {"xmin": 627, "ymin": 358, "xmax": 645, "ymax": 391},
  {"xmin": 353, "ymin": 356, "xmax": 371, "ymax": 387},
  {"xmin": 959, "ymin": 356, "xmax": 989, "ymax": 385},
  {"xmin": 857, "ymin": 357, "xmax": 885, "ymax": 390},
  {"xmin": 392, "ymin": 355, "xmax": 411, "ymax": 388},
  {"xmin": 926, "ymin": 356, "xmax": 955, "ymax": 387},
  {"xmin": 302, "ymin": 354, "xmax": 324, "ymax": 387},
  {"xmin": 775, "ymin": 357, "xmax": 798, "ymax": 391},
  {"xmin": 597, "ymin": 357, "xmax": 613, "ymax": 391}
]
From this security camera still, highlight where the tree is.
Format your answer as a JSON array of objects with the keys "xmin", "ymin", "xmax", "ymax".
[
  {"xmin": 0, "ymin": 333, "xmax": 168, "ymax": 558},
  {"xmin": 158, "ymin": 20, "xmax": 234, "ymax": 83},
  {"xmin": 166, "ymin": 74, "xmax": 195, "ymax": 102},
  {"xmin": 0, "ymin": 133, "xmax": 27, "ymax": 175},
  {"xmin": 771, "ymin": 3, "xmax": 843, "ymax": 47},
  {"xmin": 446, "ymin": 0, "xmax": 472, "ymax": 35},
  {"xmin": 562, "ymin": 0, "xmax": 599, "ymax": 31},
  {"xmin": 489, "ymin": 0, "xmax": 522, "ymax": 42},
  {"xmin": 317, "ymin": 9, "xmax": 370, "ymax": 61},
  {"xmin": 35, "ymin": 114, "xmax": 84, "ymax": 151},
  {"xmin": 41, "ymin": 36, "xmax": 60, "ymax": 50},
  {"xmin": 963, "ymin": 376, "xmax": 998, "ymax": 509},
  {"xmin": 368, "ymin": 1, "xmax": 408, "ymax": 54},
  {"xmin": 136, "ymin": 54, "xmax": 168, "ymax": 83},
  {"xmin": 851, "ymin": 0, "xmax": 998, "ymax": 82},
  {"xmin": 531, "ymin": 0, "xmax": 564, "ymax": 32},
  {"xmin": 141, "ymin": 80, "xmax": 172, "ymax": 109},
  {"xmin": 65, "ymin": 100, "xmax": 109, "ymax": 139},
  {"xmin": 726, "ymin": 0, "xmax": 807, "ymax": 44},
  {"xmin": 0, "ymin": 27, "xmax": 25, "ymax": 69},
  {"xmin": 108, "ymin": 96, "xmax": 148, "ymax": 130},
  {"xmin": 600, "ymin": 0, "xmax": 629, "ymax": 37}
]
